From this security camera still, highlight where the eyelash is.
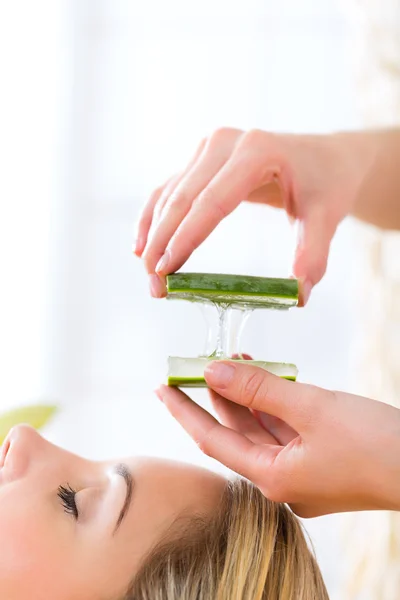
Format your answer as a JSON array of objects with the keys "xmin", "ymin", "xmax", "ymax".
[{"xmin": 57, "ymin": 484, "xmax": 79, "ymax": 520}]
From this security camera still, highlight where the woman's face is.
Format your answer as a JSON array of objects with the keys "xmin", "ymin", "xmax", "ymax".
[{"xmin": 0, "ymin": 425, "xmax": 226, "ymax": 600}]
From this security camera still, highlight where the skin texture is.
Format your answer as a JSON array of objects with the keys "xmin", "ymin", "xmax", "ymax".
[
  {"xmin": 0, "ymin": 425, "xmax": 225, "ymax": 600},
  {"xmin": 134, "ymin": 128, "xmax": 400, "ymax": 303},
  {"xmin": 349, "ymin": 129, "xmax": 400, "ymax": 229},
  {"xmin": 157, "ymin": 361, "xmax": 400, "ymax": 518}
]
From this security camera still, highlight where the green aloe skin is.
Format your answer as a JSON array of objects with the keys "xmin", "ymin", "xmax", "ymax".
[
  {"xmin": 0, "ymin": 405, "xmax": 57, "ymax": 445},
  {"xmin": 166, "ymin": 273, "xmax": 299, "ymax": 309},
  {"xmin": 167, "ymin": 375, "xmax": 297, "ymax": 388}
]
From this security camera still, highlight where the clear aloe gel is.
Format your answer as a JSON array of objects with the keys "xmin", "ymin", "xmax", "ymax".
[
  {"xmin": 224, "ymin": 305, "xmax": 254, "ymax": 358},
  {"xmin": 200, "ymin": 302, "xmax": 253, "ymax": 358},
  {"xmin": 165, "ymin": 272, "xmax": 299, "ymax": 388}
]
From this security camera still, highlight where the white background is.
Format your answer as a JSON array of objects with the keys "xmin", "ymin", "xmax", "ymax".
[{"xmin": 0, "ymin": 1, "xmax": 365, "ymax": 597}]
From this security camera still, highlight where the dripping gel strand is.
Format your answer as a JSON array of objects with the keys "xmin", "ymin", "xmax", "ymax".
[{"xmin": 199, "ymin": 302, "xmax": 253, "ymax": 359}]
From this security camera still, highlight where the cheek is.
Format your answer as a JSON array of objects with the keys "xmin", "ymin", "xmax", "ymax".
[
  {"xmin": 0, "ymin": 496, "xmax": 48, "ymax": 572},
  {"xmin": 0, "ymin": 487, "xmax": 62, "ymax": 597},
  {"xmin": 0, "ymin": 486, "xmax": 101, "ymax": 600}
]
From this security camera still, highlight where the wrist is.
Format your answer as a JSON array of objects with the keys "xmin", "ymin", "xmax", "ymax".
[
  {"xmin": 332, "ymin": 130, "xmax": 378, "ymax": 189},
  {"xmin": 374, "ymin": 407, "xmax": 400, "ymax": 512},
  {"xmin": 334, "ymin": 128, "xmax": 400, "ymax": 228},
  {"xmin": 385, "ymin": 435, "xmax": 400, "ymax": 512}
]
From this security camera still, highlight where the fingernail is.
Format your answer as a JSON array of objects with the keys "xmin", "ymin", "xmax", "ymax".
[
  {"xmin": 149, "ymin": 274, "xmax": 165, "ymax": 298},
  {"xmin": 205, "ymin": 362, "xmax": 235, "ymax": 388},
  {"xmin": 300, "ymin": 279, "xmax": 312, "ymax": 306},
  {"xmin": 287, "ymin": 213, "xmax": 296, "ymax": 226},
  {"xmin": 154, "ymin": 388, "xmax": 164, "ymax": 403},
  {"xmin": 132, "ymin": 237, "xmax": 144, "ymax": 257},
  {"xmin": 156, "ymin": 249, "xmax": 170, "ymax": 274}
]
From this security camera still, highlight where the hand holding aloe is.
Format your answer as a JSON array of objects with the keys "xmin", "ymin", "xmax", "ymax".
[
  {"xmin": 157, "ymin": 363, "xmax": 400, "ymax": 517},
  {"xmin": 134, "ymin": 128, "xmax": 400, "ymax": 303}
]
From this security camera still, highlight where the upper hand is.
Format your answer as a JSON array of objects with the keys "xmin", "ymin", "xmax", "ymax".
[{"xmin": 134, "ymin": 128, "xmax": 365, "ymax": 303}]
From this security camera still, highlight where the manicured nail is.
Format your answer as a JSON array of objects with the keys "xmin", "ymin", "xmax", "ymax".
[
  {"xmin": 149, "ymin": 274, "xmax": 165, "ymax": 298},
  {"xmin": 301, "ymin": 279, "xmax": 312, "ymax": 306},
  {"xmin": 156, "ymin": 249, "xmax": 170, "ymax": 274},
  {"xmin": 205, "ymin": 362, "xmax": 235, "ymax": 388}
]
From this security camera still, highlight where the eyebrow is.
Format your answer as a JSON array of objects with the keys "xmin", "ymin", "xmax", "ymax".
[{"xmin": 113, "ymin": 462, "xmax": 134, "ymax": 534}]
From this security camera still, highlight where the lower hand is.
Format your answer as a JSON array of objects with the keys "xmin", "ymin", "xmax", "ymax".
[{"xmin": 156, "ymin": 361, "xmax": 400, "ymax": 517}]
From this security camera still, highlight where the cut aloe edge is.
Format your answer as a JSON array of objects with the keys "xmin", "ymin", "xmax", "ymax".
[
  {"xmin": 166, "ymin": 273, "xmax": 298, "ymax": 309},
  {"xmin": 167, "ymin": 357, "xmax": 298, "ymax": 388}
]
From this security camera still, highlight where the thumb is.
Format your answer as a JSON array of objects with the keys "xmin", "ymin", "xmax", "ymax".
[
  {"xmin": 205, "ymin": 361, "xmax": 322, "ymax": 432},
  {"xmin": 293, "ymin": 205, "xmax": 336, "ymax": 305}
]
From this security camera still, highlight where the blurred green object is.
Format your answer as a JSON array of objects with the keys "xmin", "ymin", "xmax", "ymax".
[{"xmin": 0, "ymin": 405, "xmax": 57, "ymax": 445}]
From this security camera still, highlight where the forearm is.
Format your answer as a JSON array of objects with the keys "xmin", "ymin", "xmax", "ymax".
[
  {"xmin": 338, "ymin": 129, "xmax": 400, "ymax": 230},
  {"xmin": 363, "ymin": 399, "xmax": 400, "ymax": 512}
]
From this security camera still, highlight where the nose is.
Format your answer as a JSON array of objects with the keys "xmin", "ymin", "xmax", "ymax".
[
  {"xmin": 2, "ymin": 424, "xmax": 98, "ymax": 490},
  {"xmin": 3, "ymin": 424, "xmax": 48, "ymax": 479},
  {"xmin": 8, "ymin": 423, "xmax": 45, "ymax": 449}
]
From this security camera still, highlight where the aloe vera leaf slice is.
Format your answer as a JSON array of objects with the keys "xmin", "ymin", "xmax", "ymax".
[
  {"xmin": 166, "ymin": 273, "xmax": 298, "ymax": 309},
  {"xmin": 167, "ymin": 357, "xmax": 298, "ymax": 388},
  {"xmin": 0, "ymin": 405, "xmax": 57, "ymax": 445}
]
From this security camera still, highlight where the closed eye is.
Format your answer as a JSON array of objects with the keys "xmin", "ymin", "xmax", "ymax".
[{"xmin": 58, "ymin": 484, "xmax": 79, "ymax": 520}]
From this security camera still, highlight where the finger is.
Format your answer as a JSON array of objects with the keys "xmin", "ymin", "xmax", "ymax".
[
  {"xmin": 156, "ymin": 385, "xmax": 280, "ymax": 482},
  {"xmin": 293, "ymin": 204, "xmax": 336, "ymax": 305},
  {"xmin": 230, "ymin": 353, "xmax": 286, "ymax": 445},
  {"xmin": 209, "ymin": 390, "xmax": 280, "ymax": 446},
  {"xmin": 204, "ymin": 361, "xmax": 331, "ymax": 431},
  {"xmin": 144, "ymin": 130, "xmax": 241, "ymax": 274},
  {"xmin": 152, "ymin": 174, "xmax": 183, "ymax": 222},
  {"xmin": 148, "ymin": 272, "xmax": 167, "ymax": 299},
  {"xmin": 142, "ymin": 138, "xmax": 207, "ymax": 272},
  {"xmin": 145, "ymin": 172, "xmax": 184, "ymax": 255},
  {"xmin": 155, "ymin": 132, "xmax": 287, "ymax": 275},
  {"xmin": 253, "ymin": 410, "xmax": 298, "ymax": 446},
  {"xmin": 247, "ymin": 180, "xmax": 284, "ymax": 208},
  {"xmin": 133, "ymin": 184, "xmax": 165, "ymax": 257}
]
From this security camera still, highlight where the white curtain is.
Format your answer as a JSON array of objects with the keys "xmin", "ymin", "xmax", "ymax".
[{"xmin": 0, "ymin": 1, "xmax": 71, "ymax": 410}]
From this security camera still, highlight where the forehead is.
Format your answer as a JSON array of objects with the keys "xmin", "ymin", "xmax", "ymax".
[
  {"xmin": 126, "ymin": 456, "xmax": 226, "ymax": 504},
  {"xmin": 118, "ymin": 457, "xmax": 226, "ymax": 533},
  {"xmin": 105, "ymin": 457, "xmax": 226, "ymax": 565}
]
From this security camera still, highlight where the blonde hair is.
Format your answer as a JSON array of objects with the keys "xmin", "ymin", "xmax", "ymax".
[{"xmin": 125, "ymin": 478, "xmax": 328, "ymax": 600}]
